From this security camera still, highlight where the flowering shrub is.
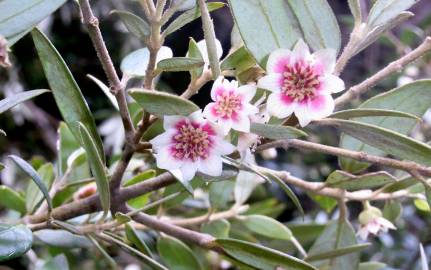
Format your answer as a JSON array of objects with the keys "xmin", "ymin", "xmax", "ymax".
[{"xmin": 0, "ymin": 0, "xmax": 431, "ymax": 269}]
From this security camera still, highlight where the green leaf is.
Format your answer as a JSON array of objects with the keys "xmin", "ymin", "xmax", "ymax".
[
  {"xmin": 201, "ymin": 219, "xmax": 230, "ymax": 238},
  {"xmin": 162, "ymin": 176, "xmax": 205, "ymax": 209},
  {"xmin": 307, "ymin": 221, "xmax": 359, "ymax": 270},
  {"xmin": 164, "ymin": 2, "xmax": 225, "ymax": 36},
  {"xmin": 321, "ymin": 118, "xmax": 431, "ymax": 168},
  {"xmin": 111, "ymin": 10, "xmax": 150, "ymax": 41},
  {"xmin": 215, "ymin": 238, "xmax": 317, "ymax": 270},
  {"xmin": 414, "ymin": 199, "xmax": 430, "ymax": 212},
  {"xmin": 157, "ymin": 57, "xmax": 204, "ymax": 72},
  {"xmin": 0, "ymin": 163, "xmax": 4, "ymax": 171},
  {"xmin": 228, "ymin": 0, "xmax": 301, "ymax": 66},
  {"xmin": 325, "ymin": 170, "xmax": 396, "ymax": 191},
  {"xmin": 26, "ymin": 163, "xmax": 55, "ymax": 213},
  {"xmin": 242, "ymin": 215, "xmax": 292, "ymax": 240},
  {"xmin": 339, "ymin": 80, "xmax": 431, "ymax": 173},
  {"xmin": 39, "ymin": 254, "xmax": 69, "ymax": 270},
  {"xmin": 34, "ymin": 229, "xmax": 91, "ymax": 248},
  {"xmin": 220, "ymin": 46, "xmax": 256, "ymax": 73},
  {"xmin": 187, "ymin": 38, "xmax": 204, "ymax": 80},
  {"xmin": 309, "ymin": 194, "xmax": 338, "ymax": 213},
  {"xmin": 382, "ymin": 176, "xmax": 417, "ymax": 193},
  {"xmin": 0, "ymin": 89, "xmax": 49, "ymax": 114},
  {"xmin": 0, "ymin": 186, "xmax": 26, "ymax": 214},
  {"xmin": 157, "ymin": 236, "xmax": 202, "ymax": 270},
  {"xmin": 348, "ymin": 0, "xmax": 362, "ymax": 23},
  {"xmin": 367, "ymin": 0, "xmax": 418, "ymax": 29},
  {"xmin": 115, "ymin": 212, "xmax": 131, "ymax": 224},
  {"xmin": 209, "ymin": 180, "xmax": 235, "ymax": 209},
  {"xmin": 87, "ymin": 235, "xmax": 117, "ymax": 270},
  {"xmin": 0, "ymin": 0, "xmax": 66, "ymax": 45},
  {"xmin": 251, "ymin": 123, "xmax": 307, "ymax": 140},
  {"xmin": 32, "ymin": 28, "xmax": 105, "ymax": 163},
  {"xmin": 123, "ymin": 170, "xmax": 155, "ymax": 209},
  {"xmin": 358, "ymin": 262, "xmax": 386, "ymax": 270},
  {"xmin": 286, "ymin": 0, "xmax": 341, "ymax": 53},
  {"xmin": 58, "ymin": 122, "xmax": 81, "ymax": 175},
  {"xmin": 129, "ymin": 88, "xmax": 199, "ymax": 116},
  {"xmin": 87, "ymin": 74, "xmax": 119, "ymax": 110},
  {"xmin": 78, "ymin": 122, "xmax": 110, "ymax": 218},
  {"xmin": 9, "ymin": 155, "xmax": 52, "ymax": 212},
  {"xmin": 330, "ymin": 109, "xmax": 420, "ymax": 120},
  {"xmin": 305, "ymin": 243, "xmax": 370, "ymax": 262},
  {"xmin": 0, "ymin": 224, "xmax": 32, "ymax": 262},
  {"xmin": 125, "ymin": 223, "xmax": 153, "ymax": 257},
  {"xmin": 383, "ymin": 201, "xmax": 402, "ymax": 222}
]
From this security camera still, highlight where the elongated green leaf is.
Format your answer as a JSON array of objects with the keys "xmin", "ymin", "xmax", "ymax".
[
  {"xmin": 382, "ymin": 176, "xmax": 417, "ymax": 193},
  {"xmin": 242, "ymin": 215, "xmax": 292, "ymax": 240},
  {"xmin": 330, "ymin": 109, "xmax": 420, "ymax": 120},
  {"xmin": 157, "ymin": 57, "xmax": 204, "ymax": 72},
  {"xmin": 58, "ymin": 122, "xmax": 81, "ymax": 175},
  {"xmin": 111, "ymin": 10, "xmax": 150, "ymax": 41},
  {"xmin": 0, "ymin": 89, "xmax": 49, "ymax": 114},
  {"xmin": 216, "ymin": 238, "xmax": 317, "ymax": 270},
  {"xmin": 157, "ymin": 236, "xmax": 202, "ymax": 270},
  {"xmin": 201, "ymin": 219, "xmax": 230, "ymax": 238},
  {"xmin": 32, "ymin": 28, "xmax": 105, "ymax": 163},
  {"xmin": 78, "ymin": 123, "xmax": 110, "ymax": 218},
  {"xmin": 34, "ymin": 229, "xmax": 91, "ymax": 248},
  {"xmin": 0, "ymin": 0, "xmax": 66, "ymax": 45},
  {"xmin": 0, "ymin": 186, "xmax": 26, "ymax": 214},
  {"xmin": 26, "ymin": 163, "xmax": 54, "ymax": 213},
  {"xmin": 9, "ymin": 155, "xmax": 52, "ymax": 212},
  {"xmin": 321, "ymin": 118, "xmax": 431, "ymax": 167},
  {"xmin": 251, "ymin": 123, "xmax": 307, "ymax": 140},
  {"xmin": 358, "ymin": 262, "xmax": 386, "ymax": 270},
  {"xmin": 87, "ymin": 235, "xmax": 117, "ymax": 270},
  {"xmin": 0, "ymin": 224, "xmax": 32, "ymax": 262},
  {"xmin": 87, "ymin": 75, "xmax": 119, "ymax": 110},
  {"xmin": 220, "ymin": 46, "xmax": 256, "ymax": 73},
  {"xmin": 325, "ymin": 170, "xmax": 396, "ymax": 191},
  {"xmin": 339, "ymin": 80, "xmax": 431, "ymax": 173},
  {"xmin": 287, "ymin": 0, "xmax": 341, "ymax": 53},
  {"xmin": 308, "ymin": 221, "xmax": 359, "ymax": 270},
  {"xmin": 367, "ymin": 0, "xmax": 418, "ymax": 29},
  {"xmin": 383, "ymin": 201, "xmax": 402, "ymax": 222},
  {"xmin": 129, "ymin": 88, "xmax": 199, "ymax": 116},
  {"xmin": 228, "ymin": 0, "xmax": 301, "ymax": 66},
  {"xmin": 125, "ymin": 223, "xmax": 153, "ymax": 257},
  {"xmin": 164, "ymin": 2, "xmax": 225, "ymax": 36},
  {"xmin": 305, "ymin": 243, "xmax": 370, "ymax": 262},
  {"xmin": 187, "ymin": 38, "xmax": 204, "ymax": 80}
]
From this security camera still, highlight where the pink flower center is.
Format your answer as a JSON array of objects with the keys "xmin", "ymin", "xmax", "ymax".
[
  {"xmin": 171, "ymin": 121, "xmax": 213, "ymax": 161},
  {"xmin": 214, "ymin": 90, "xmax": 242, "ymax": 119},
  {"xmin": 281, "ymin": 61, "xmax": 321, "ymax": 102}
]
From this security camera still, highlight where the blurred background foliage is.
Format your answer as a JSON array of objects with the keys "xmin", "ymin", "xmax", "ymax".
[{"xmin": 1, "ymin": 0, "xmax": 431, "ymax": 269}]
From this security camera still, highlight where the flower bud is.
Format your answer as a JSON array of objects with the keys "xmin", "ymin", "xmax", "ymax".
[{"xmin": 0, "ymin": 36, "xmax": 11, "ymax": 68}]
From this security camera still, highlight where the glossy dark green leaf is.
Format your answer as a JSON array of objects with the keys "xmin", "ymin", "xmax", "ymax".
[
  {"xmin": 164, "ymin": 2, "xmax": 225, "ymax": 36},
  {"xmin": 367, "ymin": 0, "xmax": 418, "ymax": 28},
  {"xmin": 0, "ymin": 0, "xmax": 66, "ymax": 45},
  {"xmin": 305, "ymin": 243, "xmax": 370, "ymax": 262},
  {"xmin": 251, "ymin": 123, "xmax": 307, "ymax": 140},
  {"xmin": 26, "ymin": 163, "xmax": 55, "ymax": 213},
  {"xmin": 220, "ymin": 46, "xmax": 256, "ymax": 73},
  {"xmin": 330, "ymin": 109, "xmax": 420, "ymax": 120},
  {"xmin": 201, "ymin": 219, "xmax": 230, "ymax": 238},
  {"xmin": 111, "ymin": 10, "xmax": 149, "ymax": 41},
  {"xmin": 228, "ymin": 0, "xmax": 301, "ymax": 66},
  {"xmin": 32, "ymin": 28, "xmax": 105, "ymax": 163},
  {"xmin": 308, "ymin": 221, "xmax": 359, "ymax": 270},
  {"xmin": 125, "ymin": 223, "xmax": 153, "ymax": 257},
  {"xmin": 0, "ymin": 224, "xmax": 32, "ymax": 262},
  {"xmin": 321, "ymin": 118, "xmax": 431, "ymax": 168},
  {"xmin": 0, "ymin": 89, "xmax": 49, "ymax": 114},
  {"xmin": 339, "ymin": 80, "xmax": 431, "ymax": 173},
  {"xmin": 216, "ymin": 238, "xmax": 317, "ymax": 270},
  {"xmin": 9, "ymin": 155, "xmax": 52, "ymax": 212},
  {"xmin": 129, "ymin": 88, "xmax": 199, "ymax": 116},
  {"xmin": 0, "ymin": 186, "xmax": 26, "ymax": 214},
  {"xmin": 325, "ymin": 170, "xmax": 396, "ymax": 191},
  {"xmin": 187, "ymin": 38, "xmax": 204, "ymax": 80},
  {"xmin": 78, "ymin": 122, "xmax": 110, "ymax": 218},
  {"xmin": 157, "ymin": 57, "xmax": 204, "ymax": 72},
  {"xmin": 286, "ymin": 0, "xmax": 341, "ymax": 53},
  {"xmin": 242, "ymin": 215, "xmax": 292, "ymax": 240},
  {"xmin": 157, "ymin": 236, "xmax": 202, "ymax": 270}
]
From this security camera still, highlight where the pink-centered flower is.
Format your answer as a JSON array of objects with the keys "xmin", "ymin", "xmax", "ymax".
[
  {"xmin": 150, "ymin": 111, "xmax": 235, "ymax": 182},
  {"xmin": 357, "ymin": 206, "xmax": 396, "ymax": 240},
  {"xmin": 258, "ymin": 39, "xmax": 345, "ymax": 126},
  {"xmin": 203, "ymin": 77, "xmax": 258, "ymax": 134}
]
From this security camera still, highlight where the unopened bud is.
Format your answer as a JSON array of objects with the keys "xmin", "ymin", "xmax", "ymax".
[
  {"xmin": 73, "ymin": 182, "xmax": 97, "ymax": 201},
  {"xmin": 358, "ymin": 206, "xmax": 382, "ymax": 225},
  {"xmin": 0, "ymin": 36, "xmax": 11, "ymax": 68}
]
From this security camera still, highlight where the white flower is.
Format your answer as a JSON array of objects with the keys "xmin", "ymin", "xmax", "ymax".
[
  {"xmin": 99, "ymin": 116, "xmax": 125, "ymax": 155},
  {"xmin": 150, "ymin": 111, "xmax": 235, "ymax": 182},
  {"xmin": 357, "ymin": 206, "xmax": 396, "ymax": 240},
  {"xmin": 203, "ymin": 77, "xmax": 258, "ymax": 134},
  {"xmin": 121, "ymin": 46, "xmax": 173, "ymax": 78},
  {"xmin": 258, "ymin": 39, "xmax": 345, "ymax": 127},
  {"xmin": 191, "ymin": 39, "xmax": 223, "ymax": 69}
]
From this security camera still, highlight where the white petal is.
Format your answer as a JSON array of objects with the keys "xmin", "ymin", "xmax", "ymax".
[
  {"xmin": 177, "ymin": 161, "xmax": 198, "ymax": 181},
  {"xmin": 377, "ymin": 217, "xmax": 396, "ymax": 230},
  {"xmin": 244, "ymin": 103, "xmax": 259, "ymax": 115},
  {"xmin": 313, "ymin": 49, "xmax": 336, "ymax": 73},
  {"xmin": 150, "ymin": 130, "xmax": 174, "ymax": 148},
  {"xmin": 199, "ymin": 154, "xmax": 223, "ymax": 176},
  {"xmin": 189, "ymin": 110, "xmax": 204, "ymax": 122},
  {"xmin": 257, "ymin": 74, "xmax": 282, "ymax": 93},
  {"xmin": 237, "ymin": 133, "xmax": 259, "ymax": 153},
  {"xmin": 237, "ymin": 84, "xmax": 257, "ymax": 102},
  {"xmin": 266, "ymin": 49, "xmax": 292, "ymax": 74},
  {"xmin": 232, "ymin": 112, "xmax": 251, "ymax": 133},
  {"xmin": 357, "ymin": 227, "xmax": 369, "ymax": 240},
  {"xmin": 267, "ymin": 93, "xmax": 296, "ymax": 119},
  {"xmin": 155, "ymin": 147, "xmax": 183, "ymax": 171},
  {"xmin": 367, "ymin": 220, "xmax": 381, "ymax": 234},
  {"xmin": 156, "ymin": 46, "xmax": 174, "ymax": 63},
  {"xmin": 294, "ymin": 103, "xmax": 313, "ymax": 127},
  {"xmin": 163, "ymin": 115, "xmax": 184, "ymax": 130},
  {"xmin": 220, "ymin": 118, "xmax": 233, "ymax": 135},
  {"xmin": 213, "ymin": 138, "xmax": 236, "ymax": 155},
  {"xmin": 306, "ymin": 94, "xmax": 335, "ymax": 122},
  {"xmin": 203, "ymin": 102, "xmax": 218, "ymax": 122},
  {"xmin": 292, "ymin": 39, "xmax": 311, "ymax": 62},
  {"xmin": 197, "ymin": 39, "xmax": 223, "ymax": 65},
  {"xmin": 321, "ymin": 74, "xmax": 345, "ymax": 93},
  {"xmin": 211, "ymin": 76, "xmax": 225, "ymax": 100}
]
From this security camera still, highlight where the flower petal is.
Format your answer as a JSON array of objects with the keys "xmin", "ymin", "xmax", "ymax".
[
  {"xmin": 292, "ymin": 39, "xmax": 311, "ymax": 62},
  {"xmin": 257, "ymin": 74, "xmax": 283, "ymax": 93},
  {"xmin": 150, "ymin": 130, "xmax": 174, "ymax": 148},
  {"xmin": 267, "ymin": 93, "xmax": 296, "ymax": 119},
  {"xmin": 178, "ymin": 161, "xmax": 199, "ymax": 181},
  {"xmin": 377, "ymin": 217, "xmax": 396, "ymax": 230},
  {"xmin": 197, "ymin": 39, "xmax": 223, "ymax": 65},
  {"xmin": 232, "ymin": 112, "xmax": 251, "ymax": 133},
  {"xmin": 154, "ymin": 147, "xmax": 183, "ymax": 171},
  {"xmin": 357, "ymin": 227, "xmax": 369, "ymax": 240},
  {"xmin": 321, "ymin": 74, "xmax": 345, "ymax": 93},
  {"xmin": 213, "ymin": 138, "xmax": 236, "ymax": 155},
  {"xmin": 294, "ymin": 103, "xmax": 313, "ymax": 127},
  {"xmin": 237, "ymin": 84, "xmax": 257, "ymax": 102},
  {"xmin": 199, "ymin": 154, "xmax": 223, "ymax": 177},
  {"xmin": 163, "ymin": 115, "xmax": 185, "ymax": 130},
  {"xmin": 266, "ymin": 49, "xmax": 292, "ymax": 73},
  {"xmin": 211, "ymin": 76, "xmax": 225, "ymax": 100},
  {"xmin": 189, "ymin": 110, "xmax": 204, "ymax": 123},
  {"xmin": 306, "ymin": 94, "xmax": 335, "ymax": 122},
  {"xmin": 313, "ymin": 48, "xmax": 336, "ymax": 73}
]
